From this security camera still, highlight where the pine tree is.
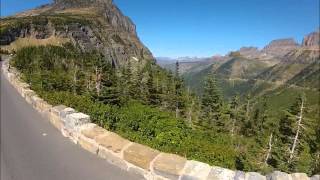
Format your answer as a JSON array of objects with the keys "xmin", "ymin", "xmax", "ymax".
[
  {"xmin": 175, "ymin": 61, "xmax": 183, "ymax": 118},
  {"xmin": 130, "ymin": 63, "xmax": 143, "ymax": 100},
  {"xmin": 230, "ymin": 95, "xmax": 245, "ymax": 136},
  {"xmin": 92, "ymin": 58, "xmax": 121, "ymax": 106},
  {"xmin": 200, "ymin": 73, "xmax": 223, "ymax": 128},
  {"xmin": 117, "ymin": 60, "xmax": 133, "ymax": 100},
  {"xmin": 144, "ymin": 63, "xmax": 160, "ymax": 105},
  {"xmin": 249, "ymin": 97, "xmax": 268, "ymax": 136}
]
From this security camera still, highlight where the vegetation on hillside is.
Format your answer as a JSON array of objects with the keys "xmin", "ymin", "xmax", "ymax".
[
  {"xmin": 1, "ymin": 13, "xmax": 91, "ymax": 36},
  {"xmin": 10, "ymin": 44, "xmax": 319, "ymax": 175}
]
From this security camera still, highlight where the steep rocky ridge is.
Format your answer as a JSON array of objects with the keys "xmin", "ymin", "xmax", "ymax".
[
  {"xmin": 261, "ymin": 38, "xmax": 299, "ymax": 58},
  {"xmin": 258, "ymin": 48, "xmax": 320, "ymax": 85},
  {"xmin": 302, "ymin": 31, "xmax": 320, "ymax": 48},
  {"xmin": 0, "ymin": 0, "xmax": 154, "ymax": 67},
  {"xmin": 238, "ymin": 47, "xmax": 260, "ymax": 59},
  {"xmin": 237, "ymin": 39, "xmax": 300, "ymax": 60},
  {"xmin": 53, "ymin": 0, "xmax": 137, "ymax": 35}
]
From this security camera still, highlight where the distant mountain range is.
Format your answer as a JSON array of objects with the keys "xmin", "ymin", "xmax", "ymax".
[
  {"xmin": 158, "ymin": 31, "xmax": 319, "ymax": 115},
  {"xmin": 157, "ymin": 55, "xmax": 226, "ymax": 74},
  {"xmin": 158, "ymin": 31, "xmax": 319, "ymax": 76}
]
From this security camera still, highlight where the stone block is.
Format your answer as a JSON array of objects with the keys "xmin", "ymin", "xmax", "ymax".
[
  {"xmin": 97, "ymin": 146, "xmax": 128, "ymax": 170},
  {"xmin": 152, "ymin": 153, "xmax": 187, "ymax": 180},
  {"xmin": 123, "ymin": 143, "xmax": 159, "ymax": 170},
  {"xmin": 24, "ymin": 90, "xmax": 36, "ymax": 104},
  {"xmin": 31, "ymin": 96, "xmax": 42, "ymax": 108},
  {"xmin": 267, "ymin": 171, "xmax": 291, "ymax": 180},
  {"xmin": 60, "ymin": 107, "xmax": 76, "ymax": 119},
  {"xmin": 246, "ymin": 172, "xmax": 266, "ymax": 180},
  {"xmin": 63, "ymin": 113, "xmax": 91, "ymax": 144},
  {"xmin": 180, "ymin": 160, "xmax": 211, "ymax": 180},
  {"xmin": 49, "ymin": 113, "xmax": 64, "ymax": 131},
  {"xmin": 96, "ymin": 133, "xmax": 130, "ymax": 154},
  {"xmin": 78, "ymin": 135, "xmax": 99, "ymax": 154},
  {"xmin": 51, "ymin": 105, "xmax": 68, "ymax": 117},
  {"xmin": 65, "ymin": 113, "xmax": 90, "ymax": 131},
  {"xmin": 81, "ymin": 125, "xmax": 110, "ymax": 140},
  {"xmin": 234, "ymin": 171, "xmax": 246, "ymax": 180},
  {"xmin": 290, "ymin": 173, "xmax": 309, "ymax": 180},
  {"xmin": 206, "ymin": 166, "xmax": 235, "ymax": 180},
  {"xmin": 21, "ymin": 89, "xmax": 32, "ymax": 98},
  {"xmin": 19, "ymin": 82, "xmax": 29, "ymax": 89},
  {"xmin": 40, "ymin": 101, "xmax": 52, "ymax": 112},
  {"xmin": 17, "ymin": 82, "xmax": 29, "ymax": 94},
  {"xmin": 35, "ymin": 99, "xmax": 46, "ymax": 112}
]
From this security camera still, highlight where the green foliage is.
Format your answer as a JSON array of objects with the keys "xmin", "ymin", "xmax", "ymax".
[
  {"xmin": 1, "ymin": 14, "xmax": 90, "ymax": 36},
  {"xmin": 200, "ymin": 73, "xmax": 224, "ymax": 128},
  {"xmin": 11, "ymin": 45, "xmax": 318, "ymax": 175}
]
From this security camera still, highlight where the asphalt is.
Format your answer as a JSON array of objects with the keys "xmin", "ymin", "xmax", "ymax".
[{"xmin": 0, "ymin": 62, "xmax": 144, "ymax": 180}]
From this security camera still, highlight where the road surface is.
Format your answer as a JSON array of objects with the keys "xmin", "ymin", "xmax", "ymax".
[{"xmin": 0, "ymin": 62, "xmax": 144, "ymax": 180}]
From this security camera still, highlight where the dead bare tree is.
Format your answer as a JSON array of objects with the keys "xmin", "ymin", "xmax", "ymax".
[
  {"xmin": 95, "ymin": 66, "xmax": 102, "ymax": 96},
  {"xmin": 73, "ymin": 65, "xmax": 78, "ymax": 95},
  {"xmin": 231, "ymin": 117, "xmax": 237, "ymax": 137},
  {"xmin": 264, "ymin": 133, "xmax": 273, "ymax": 165},
  {"xmin": 288, "ymin": 97, "xmax": 305, "ymax": 163}
]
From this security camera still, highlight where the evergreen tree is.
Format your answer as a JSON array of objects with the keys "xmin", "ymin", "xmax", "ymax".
[
  {"xmin": 93, "ymin": 59, "xmax": 121, "ymax": 105},
  {"xmin": 130, "ymin": 63, "xmax": 143, "ymax": 100},
  {"xmin": 144, "ymin": 63, "xmax": 160, "ymax": 105},
  {"xmin": 123, "ymin": 60, "xmax": 133, "ymax": 99},
  {"xmin": 249, "ymin": 97, "xmax": 269, "ymax": 136},
  {"xmin": 101, "ymin": 68, "xmax": 121, "ymax": 105},
  {"xmin": 174, "ymin": 61, "xmax": 184, "ymax": 117},
  {"xmin": 200, "ymin": 73, "xmax": 223, "ymax": 129},
  {"xmin": 230, "ymin": 94, "xmax": 246, "ymax": 136}
]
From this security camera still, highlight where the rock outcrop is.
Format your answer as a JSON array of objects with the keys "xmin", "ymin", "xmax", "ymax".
[
  {"xmin": 262, "ymin": 38, "xmax": 299, "ymax": 58},
  {"xmin": 53, "ymin": 0, "xmax": 136, "ymax": 35},
  {"xmin": 302, "ymin": 31, "xmax": 320, "ymax": 48},
  {"xmin": 238, "ymin": 47, "xmax": 260, "ymax": 58}
]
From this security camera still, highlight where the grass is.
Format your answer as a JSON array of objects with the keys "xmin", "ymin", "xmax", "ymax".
[{"xmin": 1, "ymin": 37, "xmax": 70, "ymax": 52}]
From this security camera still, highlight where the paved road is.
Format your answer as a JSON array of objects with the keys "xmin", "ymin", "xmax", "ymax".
[{"xmin": 0, "ymin": 63, "xmax": 144, "ymax": 180}]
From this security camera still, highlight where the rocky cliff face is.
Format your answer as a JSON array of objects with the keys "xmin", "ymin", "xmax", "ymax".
[
  {"xmin": 302, "ymin": 31, "xmax": 320, "ymax": 48},
  {"xmin": 0, "ymin": 0, "xmax": 154, "ymax": 67},
  {"xmin": 53, "ymin": 0, "xmax": 136, "ymax": 35},
  {"xmin": 262, "ymin": 38, "xmax": 299, "ymax": 58},
  {"xmin": 238, "ymin": 47, "xmax": 260, "ymax": 58}
]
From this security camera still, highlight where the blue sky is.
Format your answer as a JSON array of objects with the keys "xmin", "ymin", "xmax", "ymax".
[{"xmin": 1, "ymin": 0, "xmax": 319, "ymax": 57}]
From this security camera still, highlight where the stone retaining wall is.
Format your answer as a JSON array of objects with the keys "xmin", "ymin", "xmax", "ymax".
[{"xmin": 1, "ymin": 60, "xmax": 319, "ymax": 180}]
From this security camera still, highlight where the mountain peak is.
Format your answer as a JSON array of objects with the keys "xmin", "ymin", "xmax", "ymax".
[
  {"xmin": 52, "ymin": 0, "xmax": 136, "ymax": 35},
  {"xmin": 53, "ymin": 0, "xmax": 112, "ymax": 8},
  {"xmin": 262, "ymin": 38, "xmax": 299, "ymax": 57},
  {"xmin": 302, "ymin": 31, "xmax": 320, "ymax": 48}
]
